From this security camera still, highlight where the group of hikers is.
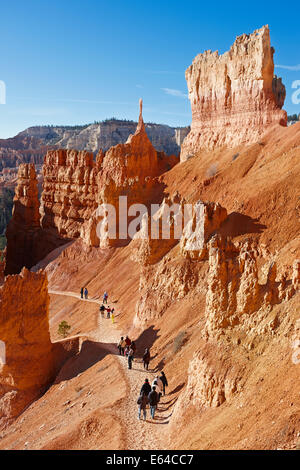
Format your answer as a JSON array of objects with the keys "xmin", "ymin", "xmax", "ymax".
[
  {"xmin": 80, "ymin": 288, "xmax": 115, "ymax": 323},
  {"xmin": 137, "ymin": 373, "xmax": 168, "ymax": 420},
  {"xmin": 99, "ymin": 303, "xmax": 115, "ymax": 323},
  {"xmin": 117, "ymin": 335, "xmax": 169, "ymax": 420},
  {"xmin": 80, "ymin": 287, "xmax": 169, "ymax": 421},
  {"xmin": 99, "ymin": 292, "xmax": 115, "ymax": 322},
  {"xmin": 117, "ymin": 336, "xmax": 151, "ymax": 370},
  {"xmin": 117, "ymin": 335, "xmax": 137, "ymax": 369}
]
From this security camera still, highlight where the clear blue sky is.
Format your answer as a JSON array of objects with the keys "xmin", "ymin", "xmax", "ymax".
[{"xmin": 0, "ymin": 0, "xmax": 299, "ymax": 138}]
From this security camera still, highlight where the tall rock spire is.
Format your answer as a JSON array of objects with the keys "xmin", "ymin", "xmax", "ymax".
[
  {"xmin": 135, "ymin": 98, "xmax": 146, "ymax": 134},
  {"xmin": 180, "ymin": 25, "xmax": 287, "ymax": 160},
  {"xmin": 5, "ymin": 164, "xmax": 42, "ymax": 274}
]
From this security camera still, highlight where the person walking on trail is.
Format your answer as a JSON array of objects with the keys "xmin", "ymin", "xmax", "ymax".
[
  {"xmin": 99, "ymin": 304, "xmax": 106, "ymax": 318},
  {"xmin": 118, "ymin": 337, "xmax": 126, "ymax": 355},
  {"xmin": 137, "ymin": 391, "xmax": 148, "ymax": 421},
  {"xmin": 148, "ymin": 386, "xmax": 159, "ymax": 419},
  {"xmin": 128, "ymin": 347, "xmax": 134, "ymax": 369},
  {"xmin": 106, "ymin": 306, "xmax": 111, "ymax": 319},
  {"xmin": 124, "ymin": 345, "xmax": 130, "ymax": 357},
  {"xmin": 143, "ymin": 348, "xmax": 150, "ymax": 370},
  {"xmin": 125, "ymin": 336, "xmax": 131, "ymax": 347},
  {"xmin": 80, "ymin": 287, "xmax": 84, "ymax": 299},
  {"xmin": 159, "ymin": 371, "xmax": 168, "ymax": 396},
  {"xmin": 111, "ymin": 308, "xmax": 115, "ymax": 324},
  {"xmin": 84, "ymin": 288, "xmax": 88, "ymax": 300},
  {"xmin": 140, "ymin": 378, "xmax": 151, "ymax": 396},
  {"xmin": 103, "ymin": 292, "xmax": 108, "ymax": 304},
  {"xmin": 152, "ymin": 379, "xmax": 162, "ymax": 402},
  {"xmin": 152, "ymin": 375, "xmax": 163, "ymax": 401}
]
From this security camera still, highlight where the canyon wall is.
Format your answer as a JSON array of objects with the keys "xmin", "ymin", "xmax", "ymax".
[
  {"xmin": 181, "ymin": 25, "xmax": 287, "ymax": 160},
  {"xmin": 0, "ymin": 121, "xmax": 189, "ymax": 172},
  {"xmin": 41, "ymin": 149, "xmax": 99, "ymax": 241},
  {"xmin": 134, "ymin": 199, "xmax": 228, "ymax": 325},
  {"xmin": 40, "ymin": 100, "xmax": 178, "ymax": 249},
  {"xmin": 5, "ymin": 101, "xmax": 179, "ymax": 272},
  {"xmin": 5, "ymin": 164, "xmax": 43, "ymax": 275},
  {"xmin": 172, "ymin": 236, "xmax": 299, "ymax": 414},
  {"xmin": 0, "ymin": 268, "xmax": 79, "ymax": 426},
  {"xmin": 97, "ymin": 100, "xmax": 178, "ymax": 247}
]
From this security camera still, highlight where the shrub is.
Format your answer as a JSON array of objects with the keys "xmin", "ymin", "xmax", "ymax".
[
  {"xmin": 173, "ymin": 331, "xmax": 186, "ymax": 354},
  {"xmin": 58, "ymin": 321, "xmax": 71, "ymax": 338}
]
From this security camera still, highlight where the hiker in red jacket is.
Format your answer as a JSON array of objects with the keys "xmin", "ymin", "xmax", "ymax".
[{"xmin": 140, "ymin": 378, "xmax": 151, "ymax": 396}]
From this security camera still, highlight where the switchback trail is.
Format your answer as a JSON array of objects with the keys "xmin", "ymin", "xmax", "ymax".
[{"xmin": 50, "ymin": 289, "xmax": 172, "ymax": 450}]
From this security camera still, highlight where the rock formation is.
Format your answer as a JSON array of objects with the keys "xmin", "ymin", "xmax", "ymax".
[
  {"xmin": 204, "ymin": 235, "xmax": 298, "ymax": 336},
  {"xmin": 181, "ymin": 25, "xmax": 287, "ymax": 160},
  {"xmin": 135, "ymin": 257, "xmax": 199, "ymax": 326},
  {"xmin": 0, "ymin": 120, "xmax": 189, "ymax": 173},
  {"xmin": 97, "ymin": 99, "xmax": 178, "ymax": 247},
  {"xmin": 292, "ymin": 259, "xmax": 300, "ymax": 291},
  {"xmin": 133, "ymin": 198, "xmax": 228, "ymax": 325},
  {"xmin": 134, "ymin": 197, "xmax": 227, "ymax": 266},
  {"xmin": 181, "ymin": 347, "xmax": 242, "ymax": 408},
  {"xmin": 180, "ymin": 201, "xmax": 227, "ymax": 259},
  {"xmin": 5, "ymin": 164, "xmax": 43, "ymax": 275},
  {"xmin": 4, "ymin": 101, "xmax": 179, "ymax": 273},
  {"xmin": 172, "ymin": 238, "xmax": 298, "ymax": 415},
  {"xmin": 41, "ymin": 149, "xmax": 98, "ymax": 241},
  {"xmin": 133, "ymin": 193, "xmax": 184, "ymax": 266},
  {"xmin": 0, "ymin": 268, "xmax": 79, "ymax": 426}
]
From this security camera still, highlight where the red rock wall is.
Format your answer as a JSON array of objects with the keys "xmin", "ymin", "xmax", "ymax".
[
  {"xmin": 5, "ymin": 164, "xmax": 43, "ymax": 275},
  {"xmin": 181, "ymin": 25, "xmax": 287, "ymax": 160},
  {"xmin": 40, "ymin": 101, "xmax": 178, "ymax": 249},
  {"xmin": 41, "ymin": 149, "xmax": 98, "ymax": 240},
  {"xmin": 0, "ymin": 268, "xmax": 79, "ymax": 427},
  {"xmin": 5, "ymin": 102, "xmax": 178, "ymax": 272}
]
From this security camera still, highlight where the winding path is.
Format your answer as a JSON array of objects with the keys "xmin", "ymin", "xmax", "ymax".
[{"xmin": 50, "ymin": 289, "xmax": 172, "ymax": 450}]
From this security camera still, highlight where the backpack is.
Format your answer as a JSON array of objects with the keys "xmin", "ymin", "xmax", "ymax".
[{"xmin": 137, "ymin": 395, "xmax": 142, "ymax": 405}]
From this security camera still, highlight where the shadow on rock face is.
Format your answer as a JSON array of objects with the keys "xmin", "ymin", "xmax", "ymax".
[
  {"xmin": 219, "ymin": 212, "xmax": 267, "ymax": 238},
  {"xmin": 53, "ymin": 340, "xmax": 117, "ymax": 383},
  {"xmin": 134, "ymin": 325, "xmax": 160, "ymax": 359},
  {"xmin": 169, "ymin": 383, "xmax": 185, "ymax": 395}
]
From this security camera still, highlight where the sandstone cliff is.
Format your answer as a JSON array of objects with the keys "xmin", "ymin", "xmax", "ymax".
[
  {"xmin": 0, "ymin": 26, "xmax": 299, "ymax": 450},
  {"xmin": 96, "ymin": 100, "xmax": 178, "ymax": 247},
  {"xmin": 5, "ymin": 101, "xmax": 179, "ymax": 271},
  {"xmin": 5, "ymin": 164, "xmax": 43, "ymax": 275},
  {"xmin": 5, "ymin": 163, "xmax": 68, "ymax": 275},
  {"xmin": 0, "ymin": 121, "xmax": 189, "ymax": 172},
  {"xmin": 171, "ymin": 235, "xmax": 299, "ymax": 418},
  {"xmin": 41, "ymin": 149, "xmax": 98, "ymax": 241},
  {"xmin": 181, "ymin": 25, "xmax": 287, "ymax": 160},
  {"xmin": 133, "ymin": 198, "xmax": 228, "ymax": 325},
  {"xmin": 0, "ymin": 268, "xmax": 79, "ymax": 427}
]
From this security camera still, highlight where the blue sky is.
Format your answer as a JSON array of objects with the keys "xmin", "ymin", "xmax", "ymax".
[{"xmin": 0, "ymin": 0, "xmax": 299, "ymax": 138}]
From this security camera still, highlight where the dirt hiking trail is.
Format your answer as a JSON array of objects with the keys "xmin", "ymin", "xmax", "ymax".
[{"xmin": 50, "ymin": 289, "xmax": 172, "ymax": 450}]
